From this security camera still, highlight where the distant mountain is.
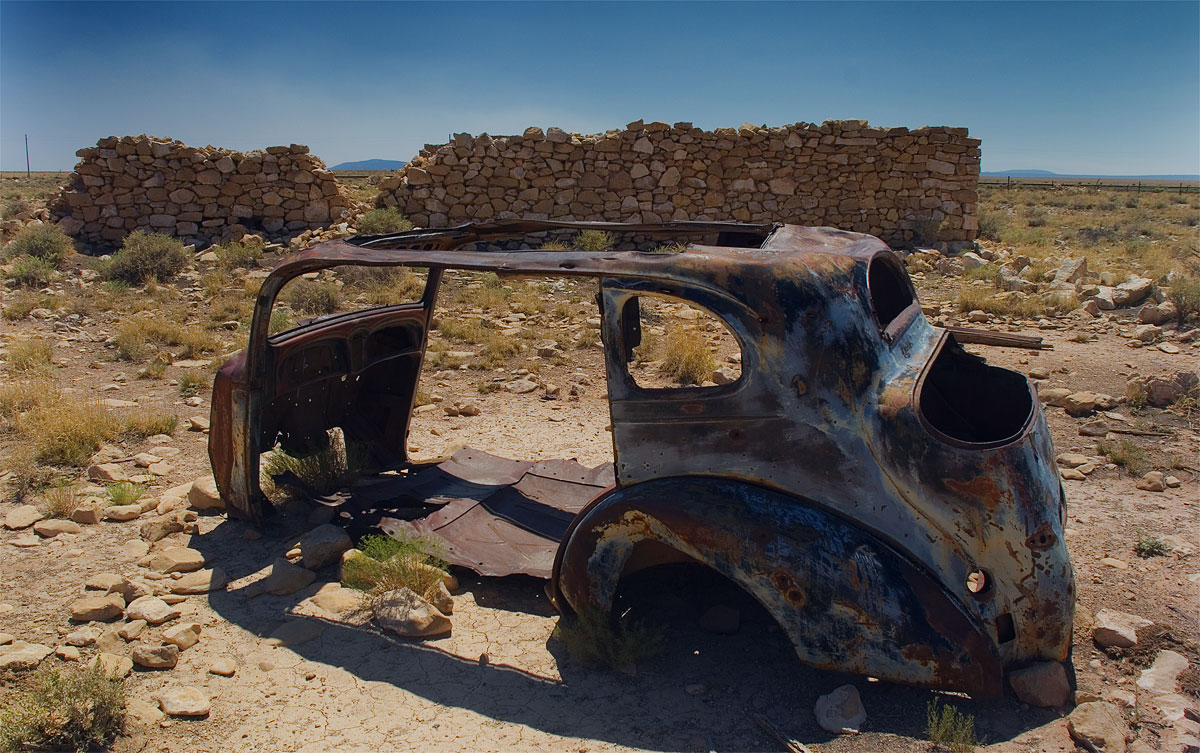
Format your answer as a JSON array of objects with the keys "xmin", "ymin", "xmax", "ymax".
[
  {"xmin": 982, "ymin": 169, "xmax": 1199, "ymax": 180},
  {"xmin": 330, "ymin": 159, "xmax": 406, "ymax": 171}
]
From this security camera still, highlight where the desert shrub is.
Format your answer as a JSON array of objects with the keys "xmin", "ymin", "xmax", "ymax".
[
  {"xmin": 283, "ymin": 279, "xmax": 340, "ymax": 315},
  {"xmin": 177, "ymin": 370, "xmax": 205, "ymax": 397},
  {"xmin": 0, "ymin": 663, "xmax": 126, "ymax": 753},
  {"xmin": 121, "ymin": 410, "xmax": 177, "ymax": 439},
  {"xmin": 0, "ymin": 378, "xmax": 47, "ymax": 419},
  {"xmin": 551, "ymin": 607, "xmax": 664, "ymax": 673},
  {"xmin": 540, "ymin": 241, "xmax": 570, "ymax": 251},
  {"xmin": 1024, "ymin": 207, "xmax": 1048, "ymax": 227},
  {"xmin": 1077, "ymin": 225, "xmax": 1120, "ymax": 247},
  {"xmin": 3, "ymin": 223, "xmax": 72, "ymax": 265},
  {"xmin": 1134, "ymin": 533, "xmax": 1168, "ymax": 559},
  {"xmin": 1096, "ymin": 438, "xmax": 1148, "ymax": 476},
  {"xmin": 1168, "ymin": 277, "xmax": 1200, "ymax": 323},
  {"xmin": 212, "ymin": 239, "xmax": 264, "ymax": 270},
  {"xmin": 576, "ymin": 230, "xmax": 614, "ymax": 252},
  {"xmin": 3, "ymin": 291, "xmax": 54, "ymax": 321},
  {"xmin": 926, "ymin": 697, "xmax": 977, "ymax": 752},
  {"xmin": 341, "ymin": 532, "xmax": 448, "ymax": 601},
  {"xmin": 356, "ymin": 208, "xmax": 413, "ymax": 234},
  {"xmin": 913, "ymin": 216, "xmax": 943, "ymax": 245},
  {"xmin": 101, "ymin": 231, "xmax": 189, "ymax": 285},
  {"xmin": 137, "ymin": 352, "xmax": 171, "ymax": 379},
  {"xmin": 956, "ymin": 289, "xmax": 1046, "ymax": 319},
  {"xmin": 21, "ymin": 397, "xmax": 120, "ymax": 467},
  {"xmin": 649, "ymin": 242, "xmax": 688, "ymax": 254},
  {"xmin": 6, "ymin": 338, "xmax": 54, "ymax": 372},
  {"xmin": 2, "ymin": 199, "xmax": 30, "ymax": 221},
  {"xmin": 976, "ymin": 212, "xmax": 1006, "ymax": 242},
  {"xmin": 40, "ymin": 484, "xmax": 80, "ymax": 519},
  {"xmin": 962, "ymin": 263, "xmax": 1000, "ymax": 282},
  {"xmin": 268, "ymin": 308, "xmax": 292, "ymax": 334},
  {"xmin": 5, "ymin": 255, "xmax": 56, "ymax": 287},
  {"xmin": 660, "ymin": 329, "xmax": 715, "ymax": 385}
]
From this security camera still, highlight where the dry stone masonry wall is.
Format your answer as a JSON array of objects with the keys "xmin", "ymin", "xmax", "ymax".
[
  {"xmin": 375, "ymin": 120, "xmax": 980, "ymax": 247},
  {"xmin": 51, "ymin": 136, "xmax": 359, "ymax": 249}
]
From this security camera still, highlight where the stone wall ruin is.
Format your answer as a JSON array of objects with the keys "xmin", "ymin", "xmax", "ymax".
[
  {"xmin": 375, "ymin": 120, "xmax": 980, "ymax": 248},
  {"xmin": 51, "ymin": 136, "xmax": 360, "ymax": 249}
]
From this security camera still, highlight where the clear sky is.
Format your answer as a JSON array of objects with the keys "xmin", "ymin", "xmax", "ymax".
[{"xmin": 2, "ymin": 1, "xmax": 1197, "ymax": 175}]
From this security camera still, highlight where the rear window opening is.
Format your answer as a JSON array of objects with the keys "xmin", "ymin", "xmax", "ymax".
[
  {"xmin": 867, "ymin": 254, "xmax": 915, "ymax": 331},
  {"xmin": 918, "ymin": 339, "xmax": 1033, "ymax": 446},
  {"xmin": 619, "ymin": 294, "xmax": 743, "ymax": 390}
]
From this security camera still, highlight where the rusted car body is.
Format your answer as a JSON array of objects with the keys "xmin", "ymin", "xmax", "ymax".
[{"xmin": 209, "ymin": 220, "xmax": 1074, "ymax": 698}]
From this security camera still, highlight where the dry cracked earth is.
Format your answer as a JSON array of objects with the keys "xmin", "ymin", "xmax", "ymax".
[{"xmin": 0, "ymin": 212, "xmax": 1198, "ymax": 751}]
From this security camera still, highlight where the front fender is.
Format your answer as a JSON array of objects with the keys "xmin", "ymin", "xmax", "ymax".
[{"xmin": 551, "ymin": 477, "xmax": 1004, "ymax": 697}]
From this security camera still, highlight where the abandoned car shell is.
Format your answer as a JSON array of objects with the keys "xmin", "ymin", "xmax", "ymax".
[{"xmin": 208, "ymin": 220, "xmax": 1074, "ymax": 698}]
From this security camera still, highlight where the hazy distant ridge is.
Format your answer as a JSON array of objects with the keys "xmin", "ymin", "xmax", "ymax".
[
  {"xmin": 330, "ymin": 159, "xmax": 406, "ymax": 170},
  {"xmin": 983, "ymin": 169, "xmax": 1199, "ymax": 180}
]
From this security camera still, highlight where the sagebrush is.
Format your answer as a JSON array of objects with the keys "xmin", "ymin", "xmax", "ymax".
[{"xmin": 0, "ymin": 663, "xmax": 125, "ymax": 753}]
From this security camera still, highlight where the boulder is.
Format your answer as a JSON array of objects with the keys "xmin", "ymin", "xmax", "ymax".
[
  {"xmin": 162, "ymin": 621, "xmax": 202, "ymax": 651},
  {"xmin": 91, "ymin": 652, "xmax": 133, "ymax": 679},
  {"xmin": 157, "ymin": 686, "xmax": 211, "ymax": 717},
  {"xmin": 1039, "ymin": 387, "xmax": 1073, "ymax": 407},
  {"xmin": 1136, "ymin": 472, "xmax": 1166, "ymax": 492},
  {"xmin": 428, "ymin": 582, "xmax": 454, "ymax": 616},
  {"xmin": 813, "ymin": 684, "xmax": 867, "ymax": 734},
  {"xmin": 84, "ymin": 572, "xmax": 124, "ymax": 591},
  {"xmin": 244, "ymin": 559, "xmax": 316, "ymax": 597},
  {"xmin": 265, "ymin": 619, "xmax": 325, "ymax": 647},
  {"xmin": 132, "ymin": 643, "xmax": 179, "ymax": 669},
  {"xmin": 104, "ymin": 504, "xmax": 142, "ymax": 522},
  {"xmin": 33, "ymin": 519, "xmax": 81, "ymax": 537},
  {"xmin": 69, "ymin": 593, "xmax": 125, "ymax": 622},
  {"xmin": 208, "ymin": 657, "xmax": 237, "ymax": 676},
  {"xmin": 0, "ymin": 641, "xmax": 53, "ymax": 671},
  {"xmin": 309, "ymin": 583, "xmax": 365, "ymax": 615},
  {"xmin": 70, "ymin": 504, "xmax": 103, "ymax": 525},
  {"xmin": 187, "ymin": 476, "xmax": 223, "ymax": 511},
  {"xmin": 1067, "ymin": 702, "xmax": 1128, "ymax": 753},
  {"xmin": 125, "ymin": 596, "xmax": 180, "ymax": 625},
  {"xmin": 374, "ymin": 587, "xmax": 451, "ymax": 638},
  {"xmin": 4, "ymin": 505, "xmax": 44, "ymax": 530},
  {"xmin": 170, "ymin": 567, "xmax": 227, "ymax": 594},
  {"xmin": 1092, "ymin": 609, "xmax": 1154, "ymax": 649},
  {"xmin": 297, "ymin": 524, "xmax": 352, "ymax": 570},
  {"xmin": 1114, "ymin": 276, "xmax": 1153, "ymax": 307},
  {"xmin": 1008, "ymin": 661, "xmax": 1071, "ymax": 707},
  {"xmin": 147, "ymin": 546, "xmax": 206, "ymax": 573}
]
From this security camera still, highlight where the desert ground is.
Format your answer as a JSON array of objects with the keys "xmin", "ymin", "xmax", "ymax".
[{"xmin": 0, "ymin": 173, "xmax": 1197, "ymax": 752}]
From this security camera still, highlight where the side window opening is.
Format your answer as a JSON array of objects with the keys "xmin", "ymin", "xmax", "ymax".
[
  {"xmin": 867, "ymin": 255, "xmax": 915, "ymax": 332},
  {"xmin": 621, "ymin": 293, "xmax": 742, "ymax": 389}
]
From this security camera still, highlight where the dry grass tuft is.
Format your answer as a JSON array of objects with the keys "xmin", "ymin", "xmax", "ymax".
[
  {"xmin": 40, "ymin": 484, "xmax": 80, "ymax": 519},
  {"xmin": 576, "ymin": 230, "xmax": 614, "ymax": 252},
  {"xmin": 341, "ymin": 533, "xmax": 448, "ymax": 602},
  {"xmin": 5, "ymin": 338, "xmax": 54, "ymax": 372},
  {"xmin": 282, "ymin": 279, "xmax": 341, "ymax": 315},
  {"xmin": 659, "ymin": 328, "xmax": 715, "ymax": 385},
  {"xmin": 552, "ymin": 606, "xmax": 664, "ymax": 673}
]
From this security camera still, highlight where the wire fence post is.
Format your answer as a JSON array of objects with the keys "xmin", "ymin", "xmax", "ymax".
[{"xmin": 25, "ymin": 134, "xmax": 30, "ymax": 178}]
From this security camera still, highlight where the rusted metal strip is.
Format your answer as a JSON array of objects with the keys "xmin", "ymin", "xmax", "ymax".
[{"xmin": 941, "ymin": 325, "xmax": 1051, "ymax": 350}]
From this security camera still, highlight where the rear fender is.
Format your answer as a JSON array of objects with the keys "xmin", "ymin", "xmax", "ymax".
[{"xmin": 551, "ymin": 477, "xmax": 1003, "ymax": 697}]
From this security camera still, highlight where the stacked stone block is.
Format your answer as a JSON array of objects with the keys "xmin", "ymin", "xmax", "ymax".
[
  {"xmin": 51, "ymin": 136, "xmax": 357, "ymax": 249},
  {"xmin": 375, "ymin": 120, "xmax": 979, "ymax": 247}
]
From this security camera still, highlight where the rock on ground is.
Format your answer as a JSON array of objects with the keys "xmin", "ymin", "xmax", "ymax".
[
  {"xmin": 1137, "ymin": 649, "xmax": 1189, "ymax": 695},
  {"xmin": 374, "ymin": 587, "xmax": 452, "ymax": 638},
  {"xmin": 187, "ymin": 475, "xmax": 224, "ymax": 511},
  {"xmin": 33, "ymin": 519, "xmax": 81, "ymax": 537},
  {"xmin": 170, "ymin": 567, "xmax": 227, "ymax": 594},
  {"xmin": 147, "ymin": 546, "xmax": 206, "ymax": 573},
  {"xmin": 125, "ymin": 595, "xmax": 181, "ymax": 625},
  {"xmin": 1008, "ymin": 661, "xmax": 1072, "ymax": 707},
  {"xmin": 132, "ymin": 643, "xmax": 179, "ymax": 669},
  {"xmin": 69, "ymin": 593, "xmax": 125, "ymax": 622},
  {"xmin": 297, "ymin": 523, "xmax": 353, "ymax": 570},
  {"xmin": 813, "ymin": 684, "xmax": 867, "ymax": 734},
  {"xmin": 1092, "ymin": 608, "xmax": 1154, "ymax": 649},
  {"xmin": 92, "ymin": 652, "xmax": 133, "ymax": 679},
  {"xmin": 1067, "ymin": 702, "xmax": 1128, "ymax": 752},
  {"xmin": 4, "ymin": 505, "xmax": 44, "ymax": 530},
  {"xmin": 0, "ymin": 641, "xmax": 54, "ymax": 671},
  {"xmin": 162, "ymin": 621, "xmax": 202, "ymax": 650},
  {"xmin": 265, "ymin": 619, "xmax": 326, "ymax": 647},
  {"xmin": 245, "ymin": 559, "xmax": 316, "ymax": 597},
  {"xmin": 157, "ymin": 686, "xmax": 211, "ymax": 717}
]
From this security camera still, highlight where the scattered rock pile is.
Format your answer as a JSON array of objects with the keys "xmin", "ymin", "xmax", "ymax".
[
  {"xmin": 50, "ymin": 136, "xmax": 361, "ymax": 249},
  {"xmin": 374, "ymin": 120, "xmax": 980, "ymax": 248}
]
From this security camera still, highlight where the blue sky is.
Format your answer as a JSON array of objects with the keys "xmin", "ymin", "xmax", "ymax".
[{"xmin": 2, "ymin": 1, "xmax": 1197, "ymax": 174}]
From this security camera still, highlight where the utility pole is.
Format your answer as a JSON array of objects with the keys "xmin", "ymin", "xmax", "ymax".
[{"xmin": 25, "ymin": 134, "xmax": 31, "ymax": 177}]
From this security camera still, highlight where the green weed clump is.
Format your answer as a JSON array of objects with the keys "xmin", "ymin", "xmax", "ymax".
[
  {"xmin": 5, "ymin": 255, "xmax": 57, "ymax": 287},
  {"xmin": 551, "ymin": 607, "xmax": 664, "ymax": 673},
  {"xmin": 1135, "ymin": 533, "xmax": 1169, "ymax": 559},
  {"xmin": 1096, "ymin": 438, "xmax": 1149, "ymax": 476},
  {"xmin": 341, "ymin": 532, "xmax": 448, "ymax": 601},
  {"xmin": 105, "ymin": 482, "xmax": 145, "ymax": 507},
  {"xmin": 0, "ymin": 663, "xmax": 126, "ymax": 753},
  {"xmin": 101, "ymin": 231, "xmax": 189, "ymax": 285},
  {"xmin": 2, "ymin": 223, "xmax": 73, "ymax": 265},
  {"xmin": 212, "ymin": 238, "xmax": 264, "ymax": 270},
  {"xmin": 926, "ymin": 697, "xmax": 977, "ymax": 752},
  {"xmin": 576, "ymin": 230, "xmax": 614, "ymax": 252},
  {"xmin": 356, "ymin": 208, "xmax": 414, "ymax": 234}
]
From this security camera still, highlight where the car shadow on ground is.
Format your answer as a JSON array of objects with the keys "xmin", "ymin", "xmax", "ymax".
[{"xmin": 188, "ymin": 513, "xmax": 1062, "ymax": 751}]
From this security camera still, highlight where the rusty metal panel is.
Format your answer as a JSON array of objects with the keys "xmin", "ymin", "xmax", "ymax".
[{"xmin": 379, "ymin": 448, "xmax": 613, "ymax": 578}]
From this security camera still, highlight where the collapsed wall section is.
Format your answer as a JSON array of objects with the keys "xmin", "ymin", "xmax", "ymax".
[
  {"xmin": 375, "ymin": 120, "xmax": 979, "ymax": 247},
  {"xmin": 51, "ymin": 136, "xmax": 359, "ymax": 249}
]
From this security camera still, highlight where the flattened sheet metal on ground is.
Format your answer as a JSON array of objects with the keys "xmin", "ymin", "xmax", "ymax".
[{"xmin": 379, "ymin": 447, "xmax": 615, "ymax": 578}]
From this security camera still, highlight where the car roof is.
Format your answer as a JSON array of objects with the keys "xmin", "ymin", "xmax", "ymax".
[{"xmin": 271, "ymin": 221, "xmax": 891, "ymax": 294}]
